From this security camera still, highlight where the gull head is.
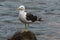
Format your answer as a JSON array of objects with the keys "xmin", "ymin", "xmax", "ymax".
[{"xmin": 17, "ymin": 5, "xmax": 25, "ymax": 11}]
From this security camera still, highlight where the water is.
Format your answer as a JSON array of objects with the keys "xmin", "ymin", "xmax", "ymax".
[{"xmin": 0, "ymin": 0, "xmax": 60, "ymax": 40}]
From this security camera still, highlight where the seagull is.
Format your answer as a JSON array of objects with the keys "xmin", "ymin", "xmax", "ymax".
[{"xmin": 17, "ymin": 5, "xmax": 42, "ymax": 32}]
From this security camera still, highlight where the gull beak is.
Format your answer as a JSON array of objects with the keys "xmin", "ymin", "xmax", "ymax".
[{"xmin": 17, "ymin": 8, "xmax": 23, "ymax": 10}]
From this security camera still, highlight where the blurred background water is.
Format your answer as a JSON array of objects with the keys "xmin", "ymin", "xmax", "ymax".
[{"xmin": 0, "ymin": 0, "xmax": 60, "ymax": 40}]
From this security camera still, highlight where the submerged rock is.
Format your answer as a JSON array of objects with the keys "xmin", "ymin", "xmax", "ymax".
[{"xmin": 8, "ymin": 31, "xmax": 37, "ymax": 40}]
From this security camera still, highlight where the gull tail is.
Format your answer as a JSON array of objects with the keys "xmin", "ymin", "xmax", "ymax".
[
  {"xmin": 32, "ymin": 16, "xmax": 43, "ymax": 22},
  {"xmin": 37, "ymin": 17, "xmax": 43, "ymax": 22}
]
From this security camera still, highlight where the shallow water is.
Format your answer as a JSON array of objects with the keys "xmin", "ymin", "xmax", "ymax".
[{"xmin": 0, "ymin": 0, "xmax": 60, "ymax": 40}]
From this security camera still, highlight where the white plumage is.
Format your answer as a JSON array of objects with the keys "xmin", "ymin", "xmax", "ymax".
[{"xmin": 18, "ymin": 5, "xmax": 32, "ymax": 23}]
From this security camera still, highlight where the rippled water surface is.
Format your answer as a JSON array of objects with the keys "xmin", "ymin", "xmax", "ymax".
[{"xmin": 0, "ymin": 0, "xmax": 60, "ymax": 40}]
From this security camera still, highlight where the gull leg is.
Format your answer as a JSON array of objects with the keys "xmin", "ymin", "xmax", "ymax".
[
  {"xmin": 25, "ymin": 24, "xmax": 27, "ymax": 30},
  {"xmin": 24, "ymin": 24, "xmax": 29, "ymax": 32},
  {"xmin": 28, "ymin": 24, "xmax": 29, "ymax": 28},
  {"xmin": 27, "ymin": 24, "xmax": 29, "ymax": 30}
]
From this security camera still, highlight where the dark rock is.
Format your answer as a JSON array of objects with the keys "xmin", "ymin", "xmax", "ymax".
[{"xmin": 8, "ymin": 31, "xmax": 37, "ymax": 40}]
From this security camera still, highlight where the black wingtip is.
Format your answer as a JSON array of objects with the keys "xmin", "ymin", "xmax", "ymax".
[{"xmin": 38, "ymin": 18, "xmax": 43, "ymax": 21}]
